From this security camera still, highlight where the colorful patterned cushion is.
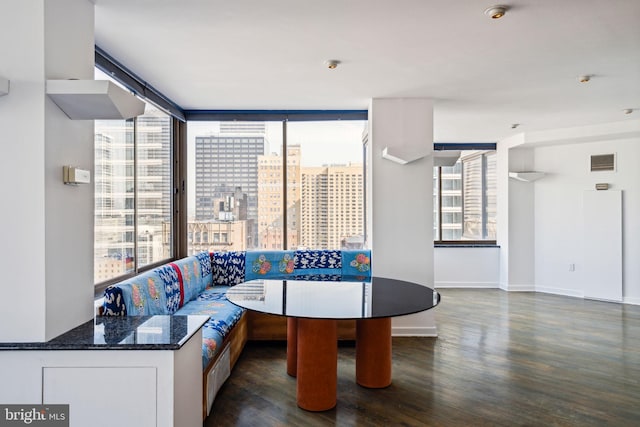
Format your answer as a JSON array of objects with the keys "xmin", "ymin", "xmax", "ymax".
[
  {"xmin": 245, "ymin": 250, "xmax": 295, "ymax": 281},
  {"xmin": 211, "ymin": 251, "xmax": 246, "ymax": 286},
  {"xmin": 292, "ymin": 273, "xmax": 344, "ymax": 282},
  {"xmin": 103, "ymin": 285, "xmax": 126, "ymax": 316},
  {"xmin": 341, "ymin": 250, "xmax": 372, "ymax": 277},
  {"xmin": 155, "ymin": 264, "xmax": 182, "ymax": 313},
  {"xmin": 115, "ymin": 270, "xmax": 170, "ymax": 316},
  {"xmin": 175, "ymin": 286, "xmax": 244, "ymax": 369},
  {"xmin": 171, "ymin": 255, "xmax": 205, "ymax": 304},
  {"xmin": 195, "ymin": 251, "xmax": 213, "ymax": 292},
  {"xmin": 293, "ymin": 249, "xmax": 341, "ymax": 276}
]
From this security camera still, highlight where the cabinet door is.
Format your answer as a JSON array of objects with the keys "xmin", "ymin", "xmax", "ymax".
[{"xmin": 43, "ymin": 367, "xmax": 156, "ymax": 427}]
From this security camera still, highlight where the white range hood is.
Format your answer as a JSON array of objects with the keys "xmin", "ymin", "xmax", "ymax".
[{"xmin": 46, "ymin": 79, "xmax": 145, "ymax": 120}]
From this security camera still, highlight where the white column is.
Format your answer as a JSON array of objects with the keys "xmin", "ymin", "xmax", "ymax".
[
  {"xmin": 0, "ymin": 0, "xmax": 95, "ymax": 342},
  {"xmin": 367, "ymin": 98, "xmax": 436, "ymax": 336}
]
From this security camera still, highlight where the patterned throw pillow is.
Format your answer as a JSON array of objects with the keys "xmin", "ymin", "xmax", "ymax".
[
  {"xmin": 341, "ymin": 249, "xmax": 372, "ymax": 277},
  {"xmin": 211, "ymin": 251, "xmax": 246, "ymax": 286},
  {"xmin": 245, "ymin": 250, "xmax": 295, "ymax": 281}
]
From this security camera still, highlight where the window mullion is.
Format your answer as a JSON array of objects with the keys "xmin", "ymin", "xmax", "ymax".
[
  {"xmin": 481, "ymin": 154, "xmax": 488, "ymax": 239},
  {"xmin": 437, "ymin": 167, "xmax": 443, "ymax": 242},
  {"xmin": 282, "ymin": 119, "xmax": 288, "ymax": 250},
  {"xmin": 133, "ymin": 117, "xmax": 139, "ymax": 273}
]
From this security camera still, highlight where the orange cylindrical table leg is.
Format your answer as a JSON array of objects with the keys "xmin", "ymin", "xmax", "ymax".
[
  {"xmin": 356, "ymin": 317, "xmax": 392, "ymax": 388},
  {"xmin": 296, "ymin": 318, "xmax": 338, "ymax": 411},
  {"xmin": 287, "ymin": 317, "xmax": 298, "ymax": 377}
]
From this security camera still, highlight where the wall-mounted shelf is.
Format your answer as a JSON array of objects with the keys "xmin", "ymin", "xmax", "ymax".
[
  {"xmin": 382, "ymin": 146, "xmax": 429, "ymax": 165},
  {"xmin": 46, "ymin": 79, "xmax": 145, "ymax": 120},
  {"xmin": 509, "ymin": 171, "xmax": 546, "ymax": 182},
  {"xmin": 0, "ymin": 76, "xmax": 9, "ymax": 96}
]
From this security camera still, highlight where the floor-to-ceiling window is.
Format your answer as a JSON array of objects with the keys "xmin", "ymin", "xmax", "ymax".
[
  {"xmin": 94, "ymin": 69, "xmax": 174, "ymax": 291},
  {"xmin": 186, "ymin": 118, "xmax": 366, "ymax": 253}
]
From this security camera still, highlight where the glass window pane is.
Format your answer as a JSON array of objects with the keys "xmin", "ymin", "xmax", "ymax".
[
  {"xmin": 288, "ymin": 121, "xmax": 366, "ymax": 250},
  {"xmin": 94, "ymin": 119, "xmax": 135, "ymax": 282},
  {"xmin": 485, "ymin": 152, "xmax": 497, "ymax": 240},
  {"xmin": 462, "ymin": 154, "xmax": 483, "ymax": 240},
  {"xmin": 433, "ymin": 149, "xmax": 496, "ymax": 242},
  {"xmin": 136, "ymin": 104, "xmax": 173, "ymax": 268},
  {"xmin": 187, "ymin": 121, "xmax": 275, "ymax": 253}
]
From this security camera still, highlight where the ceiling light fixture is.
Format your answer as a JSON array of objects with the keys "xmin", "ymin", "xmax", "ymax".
[
  {"xmin": 623, "ymin": 109, "xmax": 633, "ymax": 114},
  {"xmin": 325, "ymin": 60, "xmax": 340, "ymax": 70},
  {"xmin": 511, "ymin": 123, "xmax": 520, "ymax": 129},
  {"xmin": 484, "ymin": 5, "xmax": 508, "ymax": 19},
  {"xmin": 579, "ymin": 75, "xmax": 591, "ymax": 83}
]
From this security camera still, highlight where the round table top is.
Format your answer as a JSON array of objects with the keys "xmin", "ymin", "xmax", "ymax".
[{"xmin": 226, "ymin": 276, "xmax": 440, "ymax": 320}]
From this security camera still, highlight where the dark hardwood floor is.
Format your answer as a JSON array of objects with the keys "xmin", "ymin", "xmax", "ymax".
[{"xmin": 205, "ymin": 289, "xmax": 640, "ymax": 426}]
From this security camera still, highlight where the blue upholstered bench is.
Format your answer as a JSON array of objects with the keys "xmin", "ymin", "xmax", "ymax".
[{"xmin": 101, "ymin": 248, "xmax": 372, "ymax": 418}]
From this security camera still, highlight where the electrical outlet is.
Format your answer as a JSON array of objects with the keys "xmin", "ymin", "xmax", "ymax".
[{"xmin": 569, "ymin": 263, "xmax": 575, "ymax": 272}]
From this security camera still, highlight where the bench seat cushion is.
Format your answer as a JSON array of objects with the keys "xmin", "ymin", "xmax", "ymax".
[{"xmin": 174, "ymin": 286, "xmax": 244, "ymax": 369}]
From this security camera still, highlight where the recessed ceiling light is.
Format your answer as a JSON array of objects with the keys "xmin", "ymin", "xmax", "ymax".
[
  {"xmin": 325, "ymin": 60, "xmax": 340, "ymax": 70},
  {"xmin": 484, "ymin": 5, "xmax": 508, "ymax": 19},
  {"xmin": 579, "ymin": 75, "xmax": 591, "ymax": 83},
  {"xmin": 623, "ymin": 109, "xmax": 633, "ymax": 114}
]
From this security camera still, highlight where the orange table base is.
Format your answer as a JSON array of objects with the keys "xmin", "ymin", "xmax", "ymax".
[
  {"xmin": 296, "ymin": 318, "xmax": 338, "ymax": 411},
  {"xmin": 356, "ymin": 317, "xmax": 392, "ymax": 388},
  {"xmin": 286, "ymin": 318, "xmax": 297, "ymax": 377}
]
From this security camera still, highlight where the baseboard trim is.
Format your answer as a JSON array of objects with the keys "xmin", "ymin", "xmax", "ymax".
[
  {"xmin": 392, "ymin": 326, "xmax": 438, "ymax": 337},
  {"xmin": 500, "ymin": 283, "xmax": 535, "ymax": 292},
  {"xmin": 436, "ymin": 281, "xmax": 499, "ymax": 288},
  {"xmin": 623, "ymin": 297, "xmax": 640, "ymax": 306},
  {"xmin": 536, "ymin": 286, "xmax": 583, "ymax": 299}
]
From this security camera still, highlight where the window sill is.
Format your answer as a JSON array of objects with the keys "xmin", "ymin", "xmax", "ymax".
[{"xmin": 434, "ymin": 243, "xmax": 500, "ymax": 248}]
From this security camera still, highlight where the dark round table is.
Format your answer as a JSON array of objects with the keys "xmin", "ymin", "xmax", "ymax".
[{"xmin": 227, "ymin": 276, "xmax": 440, "ymax": 411}]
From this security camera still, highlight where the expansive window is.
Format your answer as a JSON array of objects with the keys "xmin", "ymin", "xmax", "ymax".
[
  {"xmin": 94, "ymin": 71, "xmax": 174, "ymax": 288},
  {"xmin": 433, "ymin": 148, "xmax": 496, "ymax": 243},
  {"xmin": 187, "ymin": 120, "xmax": 366, "ymax": 253}
]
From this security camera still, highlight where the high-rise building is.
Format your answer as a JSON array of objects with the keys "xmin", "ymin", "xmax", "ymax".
[
  {"xmin": 94, "ymin": 106, "xmax": 172, "ymax": 282},
  {"xmin": 257, "ymin": 145, "xmax": 301, "ymax": 249},
  {"xmin": 301, "ymin": 164, "xmax": 364, "ymax": 249},
  {"xmin": 194, "ymin": 125, "xmax": 266, "ymax": 248}
]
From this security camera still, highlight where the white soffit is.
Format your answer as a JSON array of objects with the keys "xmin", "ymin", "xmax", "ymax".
[
  {"xmin": 0, "ymin": 76, "xmax": 9, "ymax": 96},
  {"xmin": 46, "ymin": 80, "xmax": 145, "ymax": 120},
  {"xmin": 433, "ymin": 150, "xmax": 461, "ymax": 167}
]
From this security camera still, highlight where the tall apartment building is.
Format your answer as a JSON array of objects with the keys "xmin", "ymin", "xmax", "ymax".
[
  {"xmin": 435, "ymin": 150, "xmax": 497, "ymax": 241},
  {"xmin": 94, "ymin": 107, "xmax": 172, "ymax": 282},
  {"xmin": 194, "ymin": 123, "xmax": 266, "ymax": 248},
  {"xmin": 257, "ymin": 145, "xmax": 301, "ymax": 249},
  {"xmin": 301, "ymin": 163, "xmax": 364, "ymax": 249}
]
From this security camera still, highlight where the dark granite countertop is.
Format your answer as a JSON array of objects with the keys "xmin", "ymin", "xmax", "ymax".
[{"xmin": 0, "ymin": 315, "xmax": 209, "ymax": 351}]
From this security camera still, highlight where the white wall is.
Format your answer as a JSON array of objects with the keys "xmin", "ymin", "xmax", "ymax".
[
  {"xmin": 434, "ymin": 247, "xmax": 500, "ymax": 288},
  {"xmin": 0, "ymin": 0, "xmax": 94, "ymax": 342},
  {"xmin": 368, "ymin": 98, "xmax": 436, "ymax": 336},
  {"xmin": 497, "ymin": 119, "xmax": 640, "ymax": 305},
  {"xmin": 532, "ymin": 131, "xmax": 640, "ymax": 304}
]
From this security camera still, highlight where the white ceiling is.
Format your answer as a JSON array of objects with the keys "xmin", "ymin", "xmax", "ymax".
[{"xmin": 94, "ymin": 0, "xmax": 640, "ymax": 142}]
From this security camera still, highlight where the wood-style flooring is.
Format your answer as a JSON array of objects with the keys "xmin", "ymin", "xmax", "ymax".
[{"xmin": 205, "ymin": 289, "xmax": 640, "ymax": 426}]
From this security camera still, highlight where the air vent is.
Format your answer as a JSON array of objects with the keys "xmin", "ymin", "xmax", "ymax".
[{"xmin": 590, "ymin": 154, "xmax": 615, "ymax": 172}]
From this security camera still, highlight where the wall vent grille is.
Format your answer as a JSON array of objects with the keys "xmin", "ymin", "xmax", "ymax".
[{"xmin": 590, "ymin": 154, "xmax": 615, "ymax": 172}]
